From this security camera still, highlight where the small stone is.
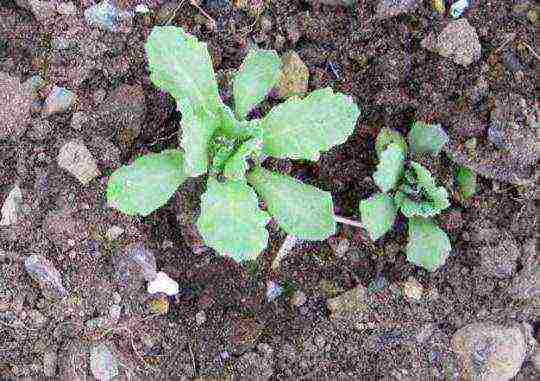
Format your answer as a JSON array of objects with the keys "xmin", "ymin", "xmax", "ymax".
[
  {"xmin": 528, "ymin": 8, "xmax": 539, "ymax": 24},
  {"xmin": 402, "ymin": 277, "xmax": 423, "ymax": 300},
  {"xmin": 0, "ymin": 185, "xmax": 22, "ymax": 226},
  {"xmin": 375, "ymin": 0, "xmax": 420, "ymax": 19},
  {"xmin": 148, "ymin": 295, "xmax": 169, "ymax": 315},
  {"xmin": 57, "ymin": 2, "xmax": 78, "ymax": 15},
  {"xmin": 90, "ymin": 343, "xmax": 119, "ymax": 381},
  {"xmin": 24, "ymin": 254, "xmax": 68, "ymax": 300},
  {"xmin": 329, "ymin": 237, "xmax": 350, "ymax": 258},
  {"xmin": 452, "ymin": 323, "xmax": 528, "ymax": 381},
  {"xmin": 266, "ymin": 280, "xmax": 283, "ymax": 302},
  {"xmin": 43, "ymin": 86, "xmax": 77, "ymax": 116},
  {"xmin": 84, "ymin": 0, "xmax": 122, "ymax": 32},
  {"xmin": 27, "ymin": 309, "xmax": 47, "ymax": 328},
  {"xmin": 105, "ymin": 225, "xmax": 124, "ymax": 240},
  {"xmin": 195, "ymin": 310, "xmax": 206, "ymax": 325},
  {"xmin": 290, "ymin": 290, "xmax": 307, "ymax": 307},
  {"xmin": 57, "ymin": 139, "xmax": 100, "ymax": 185},
  {"xmin": 277, "ymin": 51, "xmax": 309, "ymax": 99},
  {"xmin": 0, "ymin": 72, "xmax": 32, "ymax": 139},
  {"xmin": 422, "ymin": 18, "xmax": 481, "ymax": 66},
  {"xmin": 28, "ymin": 0, "xmax": 57, "ymax": 24},
  {"xmin": 147, "ymin": 272, "xmax": 179, "ymax": 296}
]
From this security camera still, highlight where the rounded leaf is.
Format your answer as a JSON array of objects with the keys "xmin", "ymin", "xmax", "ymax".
[
  {"xmin": 196, "ymin": 178, "xmax": 270, "ymax": 261},
  {"xmin": 106, "ymin": 150, "xmax": 187, "ymax": 216},
  {"xmin": 359, "ymin": 193, "xmax": 397, "ymax": 240},
  {"xmin": 373, "ymin": 143, "xmax": 406, "ymax": 193},
  {"xmin": 247, "ymin": 167, "xmax": 336, "ymax": 240},
  {"xmin": 262, "ymin": 88, "xmax": 360, "ymax": 161},
  {"xmin": 234, "ymin": 49, "xmax": 282, "ymax": 119},
  {"xmin": 406, "ymin": 217, "xmax": 451, "ymax": 271}
]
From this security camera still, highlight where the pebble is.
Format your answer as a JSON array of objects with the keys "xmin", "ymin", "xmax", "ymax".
[
  {"xmin": 57, "ymin": 139, "xmax": 100, "ymax": 185},
  {"xmin": 0, "ymin": 185, "xmax": 22, "ymax": 226},
  {"xmin": 84, "ymin": 0, "xmax": 128, "ymax": 32},
  {"xmin": 277, "ymin": 51, "xmax": 309, "ymax": 99},
  {"xmin": 147, "ymin": 295, "xmax": 169, "ymax": 315},
  {"xmin": 195, "ymin": 310, "xmax": 206, "ymax": 325},
  {"xmin": 421, "ymin": 18, "xmax": 481, "ymax": 66},
  {"xmin": 402, "ymin": 277, "xmax": 423, "ymax": 300},
  {"xmin": 452, "ymin": 323, "xmax": 528, "ymax": 381},
  {"xmin": 105, "ymin": 225, "xmax": 124, "ymax": 240},
  {"xmin": 28, "ymin": 0, "xmax": 57, "ymax": 24},
  {"xmin": 56, "ymin": 1, "xmax": 78, "ymax": 16},
  {"xmin": 375, "ymin": 0, "xmax": 420, "ymax": 19},
  {"xmin": 266, "ymin": 280, "xmax": 283, "ymax": 302},
  {"xmin": 0, "ymin": 72, "xmax": 33, "ymax": 139},
  {"xmin": 90, "ymin": 343, "xmax": 119, "ymax": 381},
  {"xmin": 290, "ymin": 290, "xmax": 307, "ymax": 307},
  {"xmin": 27, "ymin": 309, "xmax": 47, "ymax": 328},
  {"xmin": 43, "ymin": 86, "xmax": 77, "ymax": 116},
  {"xmin": 24, "ymin": 254, "xmax": 68, "ymax": 300}
]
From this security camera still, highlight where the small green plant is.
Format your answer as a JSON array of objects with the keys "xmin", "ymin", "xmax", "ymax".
[
  {"xmin": 106, "ymin": 26, "xmax": 360, "ymax": 261},
  {"xmin": 359, "ymin": 122, "xmax": 452, "ymax": 271}
]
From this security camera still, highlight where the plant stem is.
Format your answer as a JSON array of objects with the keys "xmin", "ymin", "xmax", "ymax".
[
  {"xmin": 334, "ymin": 215, "xmax": 363, "ymax": 228},
  {"xmin": 272, "ymin": 234, "xmax": 298, "ymax": 270}
]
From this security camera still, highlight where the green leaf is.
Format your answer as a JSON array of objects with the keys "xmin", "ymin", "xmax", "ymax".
[
  {"xmin": 407, "ymin": 121, "xmax": 449, "ymax": 156},
  {"xmin": 247, "ymin": 167, "xmax": 336, "ymax": 240},
  {"xmin": 375, "ymin": 127, "xmax": 407, "ymax": 159},
  {"xmin": 410, "ymin": 162, "xmax": 450, "ymax": 211},
  {"xmin": 394, "ymin": 190, "xmax": 442, "ymax": 218},
  {"xmin": 261, "ymin": 88, "xmax": 360, "ymax": 161},
  {"xmin": 178, "ymin": 98, "xmax": 219, "ymax": 176},
  {"xmin": 145, "ymin": 26, "xmax": 226, "ymax": 176},
  {"xmin": 223, "ymin": 137, "xmax": 263, "ymax": 180},
  {"xmin": 359, "ymin": 193, "xmax": 397, "ymax": 240},
  {"xmin": 394, "ymin": 162, "xmax": 450, "ymax": 218},
  {"xmin": 234, "ymin": 49, "xmax": 281, "ymax": 120},
  {"xmin": 373, "ymin": 143, "xmax": 405, "ymax": 192},
  {"xmin": 456, "ymin": 166, "xmax": 476, "ymax": 200},
  {"xmin": 406, "ymin": 217, "xmax": 451, "ymax": 271},
  {"xmin": 196, "ymin": 178, "xmax": 270, "ymax": 261},
  {"xmin": 145, "ymin": 26, "xmax": 221, "ymax": 116},
  {"xmin": 107, "ymin": 150, "xmax": 187, "ymax": 216}
]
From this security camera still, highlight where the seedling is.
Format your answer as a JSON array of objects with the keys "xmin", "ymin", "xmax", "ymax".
[
  {"xmin": 359, "ymin": 122, "xmax": 452, "ymax": 271},
  {"xmin": 107, "ymin": 26, "xmax": 360, "ymax": 262}
]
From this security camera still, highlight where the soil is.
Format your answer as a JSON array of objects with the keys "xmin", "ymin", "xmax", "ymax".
[{"xmin": 0, "ymin": 0, "xmax": 538, "ymax": 380}]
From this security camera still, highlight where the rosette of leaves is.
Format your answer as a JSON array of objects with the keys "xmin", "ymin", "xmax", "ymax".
[
  {"xmin": 107, "ymin": 26, "xmax": 360, "ymax": 262},
  {"xmin": 359, "ymin": 123, "xmax": 451, "ymax": 271}
]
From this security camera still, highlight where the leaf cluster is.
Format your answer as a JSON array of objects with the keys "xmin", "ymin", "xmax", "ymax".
[
  {"xmin": 107, "ymin": 26, "xmax": 360, "ymax": 261},
  {"xmin": 359, "ymin": 122, "xmax": 452, "ymax": 271}
]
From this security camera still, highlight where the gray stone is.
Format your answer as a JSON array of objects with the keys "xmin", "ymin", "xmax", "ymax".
[
  {"xmin": 90, "ymin": 343, "xmax": 119, "ymax": 381},
  {"xmin": 57, "ymin": 139, "xmax": 100, "ymax": 185},
  {"xmin": 452, "ymin": 323, "xmax": 528, "ymax": 381},
  {"xmin": 24, "ymin": 254, "xmax": 68, "ymax": 300},
  {"xmin": 0, "ymin": 72, "xmax": 32, "ymax": 139},
  {"xmin": 422, "ymin": 19, "xmax": 481, "ymax": 66}
]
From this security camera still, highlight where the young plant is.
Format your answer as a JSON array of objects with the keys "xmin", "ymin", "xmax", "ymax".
[
  {"xmin": 106, "ymin": 26, "xmax": 360, "ymax": 262},
  {"xmin": 359, "ymin": 122, "xmax": 452, "ymax": 271}
]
